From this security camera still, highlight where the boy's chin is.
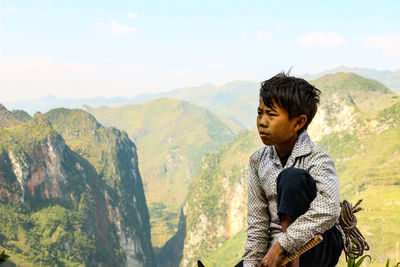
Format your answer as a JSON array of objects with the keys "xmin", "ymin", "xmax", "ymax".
[{"xmin": 260, "ymin": 137, "xmax": 274, "ymax": 146}]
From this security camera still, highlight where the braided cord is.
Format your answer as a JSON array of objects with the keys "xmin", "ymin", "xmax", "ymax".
[
  {"xmin": 281, "ymin": 235, "xmax": 323, "ymax": 266},
  {"xmin": 339, "ymin": 199, "xmax": 370, "ymax": 259}
]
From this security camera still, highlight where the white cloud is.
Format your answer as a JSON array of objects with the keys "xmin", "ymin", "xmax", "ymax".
[
  {"xmin": 109, "ymin": 19, "xmax": 136, "ymax": 35},
  {"xmin": 6, "ymin": 6, "xmax": 17, "ymax": 13},
  {"xmin": 275, "ymin": 24, "xmax": 282, "ymax": 30},
  {"xmin": 255, "ymin": 31, "xmax": 271, "ymax": 40},
  {"xmin": 128, "ymin": 12, "xmax": 138, "ymax": 18},
  {"xmin": 298, "ymin": 32, "xmax": 347, "ymax": 47},
  {"xmin": 365, "ymin": 35, "xmax": 400, "ymax": 58},
  {"xmin": 241, "ymin": 32, "xmax": 249, "ymax": 39},
  {"xmin": 91, "ymin": 19, "xmax": 137, "ymax": 36}
]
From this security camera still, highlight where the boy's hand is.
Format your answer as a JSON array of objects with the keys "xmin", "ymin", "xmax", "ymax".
[{"xmin": 259, "ymin": 241, "xmax": 286, "ymax": 267}]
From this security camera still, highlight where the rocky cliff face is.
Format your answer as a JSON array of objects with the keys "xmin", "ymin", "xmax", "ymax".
[
  {"xmin": 0, "ymin": 104, "xmax": 23, "ymax": 128},
  {"xmin": 180, "ymin": 130, "xmax": 263, "ymax": 267},
  {"xmin": 153, "ymin": 130, "xmax": 263, "ymax": 267},
  {"xmin": 0, "ymin": 106, "xmax": 155, "ymax": 266},
  {"xmin": 308, "ymin": 72, "xmax": 395, "ymax": 140},
  {"xmin": 87, "ymin": 98, "xmax": 235, "ymax": 248},
  {"xmin": 0, "ymin": 113, "xmax": 76, "ymax": 204}
]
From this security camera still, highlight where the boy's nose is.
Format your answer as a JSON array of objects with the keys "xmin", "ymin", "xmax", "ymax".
[{"xmin": 259, "ymin": 116, "xmax": 269, "ymax": 128}]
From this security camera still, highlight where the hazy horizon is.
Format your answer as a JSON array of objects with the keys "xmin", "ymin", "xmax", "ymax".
[{"xmin": 1, "ymin": 0, "xmax": 399, "ymax": 102}]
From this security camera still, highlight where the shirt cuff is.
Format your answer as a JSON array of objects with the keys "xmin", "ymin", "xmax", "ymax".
[
  {"xmin": 276, "ymin": 232, "xmax": 296, "ymax": 255},
  {"xmin": 243, "ymin": 260, "xmax": 260, "ymax": 267}
]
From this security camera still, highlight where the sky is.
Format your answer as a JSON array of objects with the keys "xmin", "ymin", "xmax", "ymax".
[{"xmin": 1, "ymin": 0, "xmax": 400, "ymax": 102}]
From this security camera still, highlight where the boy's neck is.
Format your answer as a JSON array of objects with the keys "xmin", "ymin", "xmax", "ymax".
[{"xmin": 274, "ymin": 133, "xmax": 298, "ymax": 158}]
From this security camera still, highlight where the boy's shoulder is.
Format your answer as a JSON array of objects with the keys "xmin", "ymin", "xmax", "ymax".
[
  {"xmin": 294, "ymin": 132, "xmax": 331, "ymax": 158},
  {"xmin": 249, "ymin": 146, "xmax": 268, "ymax": 167},
  {"xmin": 301, "ymin": 134, "xmax": 336, "ymax": 169}
]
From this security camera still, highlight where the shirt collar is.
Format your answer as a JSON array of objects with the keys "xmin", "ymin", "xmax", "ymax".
[
  {"xmin": 290, "ymin": 131, "xmax": 313, "ymax": 159},
  {"xmin": 269, "ymin": 131, "xmax": 313, "ymax": 167}
]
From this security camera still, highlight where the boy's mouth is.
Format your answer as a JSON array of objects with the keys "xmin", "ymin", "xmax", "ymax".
[{"xmin": 259, "ymin": 132, "xmax": 269, "ymax": 137}]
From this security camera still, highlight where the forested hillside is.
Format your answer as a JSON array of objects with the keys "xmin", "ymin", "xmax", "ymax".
[
  {"xmin": 158, "ymin": 73, "xmax": 400, "ymax": 267},
  {"xmin": 1, "ymin": 72, "xmax": 399, "ymax": 267},
  {"xmin": 0, "ymin": 105, "xmax": 155, "ymax": 266},
  {"xmin": 87, "ymin": 98, "xmax": 234, "ymax": 248}
]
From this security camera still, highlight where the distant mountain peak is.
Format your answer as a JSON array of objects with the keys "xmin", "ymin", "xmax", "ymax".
[
  {"xmin": 303, "ymin": 66, "xmax": 400, "ymax": 92},
  {"xmin": 46, "ymin": 108, "xmax": 101, "ymax": 131},
  {"xmin": 42, "ymin": 94, "xmax": 58, "ymax": 100},
  {"xmin": 0, "ymin": 103, "xmax": 24, "ymax": 128},
  {"xmin": 220, "ymin": 80, "xmax": 259, "ymax": 91},
  {"xmin": 320, "ymin": 71, "xmax": 366, "ymax": 80},
  {"xmin": 312, "ymin": 72, "xmax": 392, "ymax": 94},
  {"xmin": 32, "ymin": 112, "xmax": 50, "ymax": 123}
]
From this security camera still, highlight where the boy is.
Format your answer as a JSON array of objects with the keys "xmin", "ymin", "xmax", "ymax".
[{"xmin": 240, "ymin": 73, "xmax": 343, "ymax": 267}]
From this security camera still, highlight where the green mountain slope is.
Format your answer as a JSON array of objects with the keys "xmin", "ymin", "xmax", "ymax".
[
  {"xmin": 316, "ymin": 109, "xmax": 400, "ymax": 267},
  {"xmin": 0, "ymin": 112, "xmax": 112, "ymax": 266},
  {"xmin": 302, "ymin": 65, "xmax": 400, "ymax": 92},
  {"xmin": 202, "ymin": 229, "xmax": 246, "ymax": 267},
  {"xmin": 171, "ymin": 75, "xmax": 400, "ymax": 267},
  {"xmin": 0, "ymin": 104, "xmax": 23, "ymax": 128},
  {"xmin": 153, "ymin": 82, "xmax": 260, "ymax": 131},
  {"xmin": 197, "ymin": 116, "xmax": 400, "ymax": 267},
  {"xmin": 168, "ymin": 129, "xmax": 262, "ymax": 267},
  {"xmin": 312, "ymin": 72, "xmax": 392, "ymax": 94},
  {"xmin": 11, "ymin": 110, "xmax": 32, "ymax": 123},
  {"xmin": 87, "ymin": 98, "xmax": 234, "ymax": 248},
  {"xmin": 45, "ymin": 108, "xmax": 156, "ymax": 266},
  {"xmin": 306, "ymin": 72, "xmax": 397, "ymax": 141},
  {"xmin": 0, "ymin": 106, "xmax": 156, "ymax": 266},
  {"xmin": 378, "ymin": 101, "xmax": 400, "ymax": 128},
  {"xmin": 150, "ymin": 73, "xmax": 396, "ymax": 135}
]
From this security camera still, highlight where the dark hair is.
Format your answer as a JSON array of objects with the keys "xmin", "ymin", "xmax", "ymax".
[{"xmin": 260, "ymin": 72, "xmax": 321, "ymax": 133}]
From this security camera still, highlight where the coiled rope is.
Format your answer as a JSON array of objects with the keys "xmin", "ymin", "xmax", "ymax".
[{"xmin": 339, "ymin": 199, "xmax": 370, "ymax": 259}]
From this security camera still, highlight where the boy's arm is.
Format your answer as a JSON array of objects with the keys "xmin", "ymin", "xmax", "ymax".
[
  {"xmin": 243, "ymin": 155, "xmax": 270, "ymax": 267},
  {"xmin": 276, "ymin": 149, "xmax": 341, "ymax": 254}
]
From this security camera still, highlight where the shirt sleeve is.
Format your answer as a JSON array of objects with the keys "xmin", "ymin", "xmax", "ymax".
[
  {"xmin": 242, "ymin": 153, "xmax": 270, "ymax": 267},
  {"xmin": 276, "ymin": 149, "xmax": 341, "ymax": 254}
]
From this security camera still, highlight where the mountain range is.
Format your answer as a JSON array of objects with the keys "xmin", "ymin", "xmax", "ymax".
[
  {"xmin": 5, "ymin": 66, "xmax": 400, "ymax": 126},
  {"xmin": 166, "ymin": 72, "xmax": 400, "ymax": 267},
  {"xmin": 85, "ymin": 98, "xmax": 234, "ymax": 248},
  {"xmin": 1, "ymin": 71, "xmax": 400, "ymax": 267},
  {"xmin": 302, "ymin": 65, "xmax": 400, "ymax": 92}
]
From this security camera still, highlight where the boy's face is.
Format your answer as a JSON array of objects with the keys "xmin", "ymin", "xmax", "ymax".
[{"xmin": 257, "ymin": 97, "xmax": 303, "ymax": 150}]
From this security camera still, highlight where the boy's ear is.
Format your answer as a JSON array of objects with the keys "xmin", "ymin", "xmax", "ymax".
[{"xmin": 294, "ymin": 115, "xmax": 307, "ymax": 131}]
